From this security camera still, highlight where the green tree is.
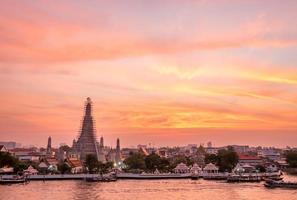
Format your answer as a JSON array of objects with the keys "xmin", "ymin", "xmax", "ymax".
[
  {"xmin": 124, "ymin": 153, "xmax": 146, "ymax": 171},
  {"xmin": 205, "ymin": 154, "xmax": 219, "ymax": 165},
  {"xmin": 0, "ymin": 152, "xmax": 19, "ymax": 168},
  {"xmin": 217, "ymin": 148, "xmax": 238, "ymax": 172},
  {"xmin": 14, "ymin": 162, "xmax": 29, "ymax": 173},
  {"xmin": 104, "ymin": 161, "xmax": 114, "ymax": 172},
  {"xmin": 255, "ymin": 165, "xmax": 266, "ymax": 172},
  {"xmin": 58, "ymin": 162, "xmax": 71, "ymax": 174},
  {"xmin": 98, "ymin": 161, "xmax": 114, "ymax": 174},
  {"xmin": 145, "ymin": 153, "xmax": 162, "ymax": 172},
  {"xmin": 197, "ymin": 145, "xmax": 206, "ymax": 155},
  {"xmin": 85, "ymin": 154, "xmax": 99, "ymax": 173},
  {"xmin": 173, "ymin": 155, "xmax": 194, "ymax": 166},
  {"xmin": 186, "ymin": 156, "xmax": 194, "ymax": 166},
  {"xmin": 286, "ymin": 151, "xmax": 297, "ymax": 168},
  {"xmin": 59, "ymin": 145, "xmax": 71, "ymax": 152},
  {"xmin": 159, "ymin": 158, "xmax": 170, "ymax": 172},
  {"xmin": 171, "ymin": 155, "xmax": 187, "ymax": 167}
]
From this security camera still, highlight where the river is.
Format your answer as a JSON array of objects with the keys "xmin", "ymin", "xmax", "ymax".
[{"xmin": 1, "ymin": 175, "xmax": 297, "ymax": 200}]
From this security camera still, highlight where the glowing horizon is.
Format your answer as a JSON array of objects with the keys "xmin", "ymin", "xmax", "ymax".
[{"xmin": 0, "ymin": 0, "xmax": 297, "ymax": 148}]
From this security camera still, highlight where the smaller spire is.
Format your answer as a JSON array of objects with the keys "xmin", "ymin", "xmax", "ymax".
[
  {"xmin": 115, "ymin": 138, "xmax": 121, "ymax": 164},
  {"xmin": 47, "ymin": 136, "xmax": 52, "ymax": 155},
  {"xmin": 116, "ymin": 138, "xmax": 120, "ymax": 149},
  {"xmin": 100, "ymin": 136, "xmax": 104, "ymax": 148}
]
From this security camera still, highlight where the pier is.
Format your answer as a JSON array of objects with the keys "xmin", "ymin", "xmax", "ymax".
[
  {"xmin": 1, "ymin": 173, "xmax": 191, "ymax": 181},
  {"xmin": 0, "ymin": 171, "xmax": 283, "ymax": 181}
]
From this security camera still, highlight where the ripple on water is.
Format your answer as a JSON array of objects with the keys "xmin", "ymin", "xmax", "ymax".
[{"xmin": 0, "ymin": 177, "xmax": 297, "ymax": 200}]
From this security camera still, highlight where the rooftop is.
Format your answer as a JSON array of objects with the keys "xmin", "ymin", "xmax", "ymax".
[{"xmin": 238, "ymin": 154, "xmax": 261, "ymax": 160}]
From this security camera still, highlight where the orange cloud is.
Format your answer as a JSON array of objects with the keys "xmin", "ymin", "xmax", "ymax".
[{"xmin": 1, "ymin": 0, "xmax": 297, "ymax": 147}]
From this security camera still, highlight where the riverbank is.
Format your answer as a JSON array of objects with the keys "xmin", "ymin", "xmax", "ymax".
[
  {"xmin": 0, "ymin": 171, "xmax": 285, "ymax": 181},
  {"xmin": 0, "ymin": 173, "xmax": 191, "ymax": 181}
]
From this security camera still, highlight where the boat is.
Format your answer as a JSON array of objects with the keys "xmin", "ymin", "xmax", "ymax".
[
  {"xmin": 263, "ymin": 176, "xmax": 283, "ymax": 181},
  {"xmin": 264, "ymin": 179, "xmax": 297, "ymax": 189},
  {"xmin": 85, "ymin": 174, "xmax": 117, "ymax": 182},
  {"xmin": 227, "ymin": 174, "xmax": 262, "ymax": 182},
  {"xmin": 117, "ymin": 173, "xmax": 191, "ymax": 179},
  {"xmin": 191, "ymin": 174, "xmax": 200, "ymax": 180},
  {"xmin": 86, "ymin": 176, "xmax": 117, "ymax": 182},
  {"xmin": 191, "ymin": 170, "xmax": 202, "ymax": 180},
  {"xmin": 0, "ymin": 176, "xmax": 27, "ymax": 185},
  {"xmin": 262, "ymin": 171, "xmax": 283, "ymax": 181},
  {"xmin": 203, "ymin": 173, "xmax": 228, "ymax": 180}
]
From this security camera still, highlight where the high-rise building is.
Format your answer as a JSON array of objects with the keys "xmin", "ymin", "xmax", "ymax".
[{"xmin": 73, "ymin": 97, "xmax": 99, "ymax": 161}]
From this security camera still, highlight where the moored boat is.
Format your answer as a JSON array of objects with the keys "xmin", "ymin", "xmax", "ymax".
[
  {"xmin": 264, "ymin": 179, "xmax": 297, "ymax": 189},
  {"xmin": 0, "ymin": 176, "xmax": 27, "ymax": 185},
  {"xmin": 86, "ymin": 176, "xmax": 117, "ymax": 182},
  {"xmin": 263, "ymin": 176, "xmax": 283, "ymax": 181},
  {"xmin": 203, "ymin": 174, "xmax": 228, "ymax": 180},
  {"xmin": 117, "ymin": 173, "xmax": 191, "ymax": 179},
  {"xmin": 85, "ymin": 174, "xmax": 117, "ymax": 182},
  {"xmin": 227, "ymin": 174, "xmax": 262, "ymax": 182},
  {"xmin": 191, "ymin": 174, "xmax": 200, "ymax": 180},
  {"xmin": 262, "ymin": 171, "xmax": 283, "ymax": 181}
]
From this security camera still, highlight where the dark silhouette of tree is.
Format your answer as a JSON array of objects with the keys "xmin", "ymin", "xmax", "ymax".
[
  {"xmin": 58, "ymin": 162, "xmax": 71, "ymax": 174},
  {"xmin": 0, "ymin": 152, "xmax": 18, "ymax": 168},
  {"xmin": 85, "ymin": 154, "xmax": 99, "ymax": 173},
  {"xmin": 59, "ymin": 145, "xmax": 71, "ymax": 153},
  {"xmin": 124, "ymin": 153, "xmax": 146, "ymax": 171},
  {"xmin": 172, "ymin": 155, "xmax": 194, "ymax": 166},
  {"xmin": 98, "ymin": 161, "xmax": 114, "ymax": 174},
  {"xmin": 217, "ymin": 148, "xmax": 239, "ymax": 172},
  {"xmin": 205, "ymin": 154, "xmax": 219, "ymax": 165},
  {"xmin": 286, "ymin": 151, "xmax": 297, "ymax": 168},
  {"xmin": 145, "ymin": 153, "xmax": 162, "ymax": 172},
  {"xmin": 159, "ymin": 158, "xmax": 170, "ymax": 172},
  {"xmin": 255, "ymin": 165, "xmax": 266, "ymax": 172}
]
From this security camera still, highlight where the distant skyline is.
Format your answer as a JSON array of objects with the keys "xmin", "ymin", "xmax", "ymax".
[
  {"xmin": 1, "ymin": 129, "xmax": 297, "ymax": 149},
  {"xmin": 0, "ymin": 0, "xmax": 297, "ymax": 148}
]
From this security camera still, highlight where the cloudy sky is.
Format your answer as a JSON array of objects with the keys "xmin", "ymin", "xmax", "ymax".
[{"xmin": 0, "ymin": 0, "xmax": 297, "ymax": 147}]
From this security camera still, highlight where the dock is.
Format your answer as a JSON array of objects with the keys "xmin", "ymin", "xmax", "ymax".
[
  {"xmin": 1, "ymin": 173, "xmax": 191, "ymax": 181},
  {"xmin": 117, "ymin": 173, "xmax": 191, "ymax": 179},
  {"xmin": 1, "ymin": 174, "xmax": 100, "ymax": 181},
  {"xmin": 0, "ymin": 172, "xmax": 282, "ymax": 181}
]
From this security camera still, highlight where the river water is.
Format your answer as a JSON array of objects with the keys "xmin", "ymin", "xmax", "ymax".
[{"xmin": 1, "ymin": 175, "xmax": 297, "ymax": 200}]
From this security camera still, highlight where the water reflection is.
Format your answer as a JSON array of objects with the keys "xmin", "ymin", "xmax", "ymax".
[{"xmin": 0, "ymin": 175, "xmax": 297, "ymax": 200}]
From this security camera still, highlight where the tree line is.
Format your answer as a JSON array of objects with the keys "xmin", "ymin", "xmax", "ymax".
[
  {"xmin": 123, "ymin": 147, "xmax": 239, "ymax": 173},
  {"xmin": 2, "ymin": 148, "xmax": 297, "ymax": 174}
]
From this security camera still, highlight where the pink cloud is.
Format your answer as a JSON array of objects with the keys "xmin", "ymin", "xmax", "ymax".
[{"xmin": 0, "ymin": 1, "xmax": 297, "ymax": 63}]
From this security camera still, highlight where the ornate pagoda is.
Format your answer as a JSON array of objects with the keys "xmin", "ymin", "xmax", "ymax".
[{"xmin": 73, "ymin": 97, "xmax": 99, "ymax": 161}]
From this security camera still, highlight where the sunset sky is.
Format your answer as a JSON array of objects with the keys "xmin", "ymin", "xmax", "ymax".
[{"xmin": 0, "ymin": 0, "xmax": 297, "ymax": 148}]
